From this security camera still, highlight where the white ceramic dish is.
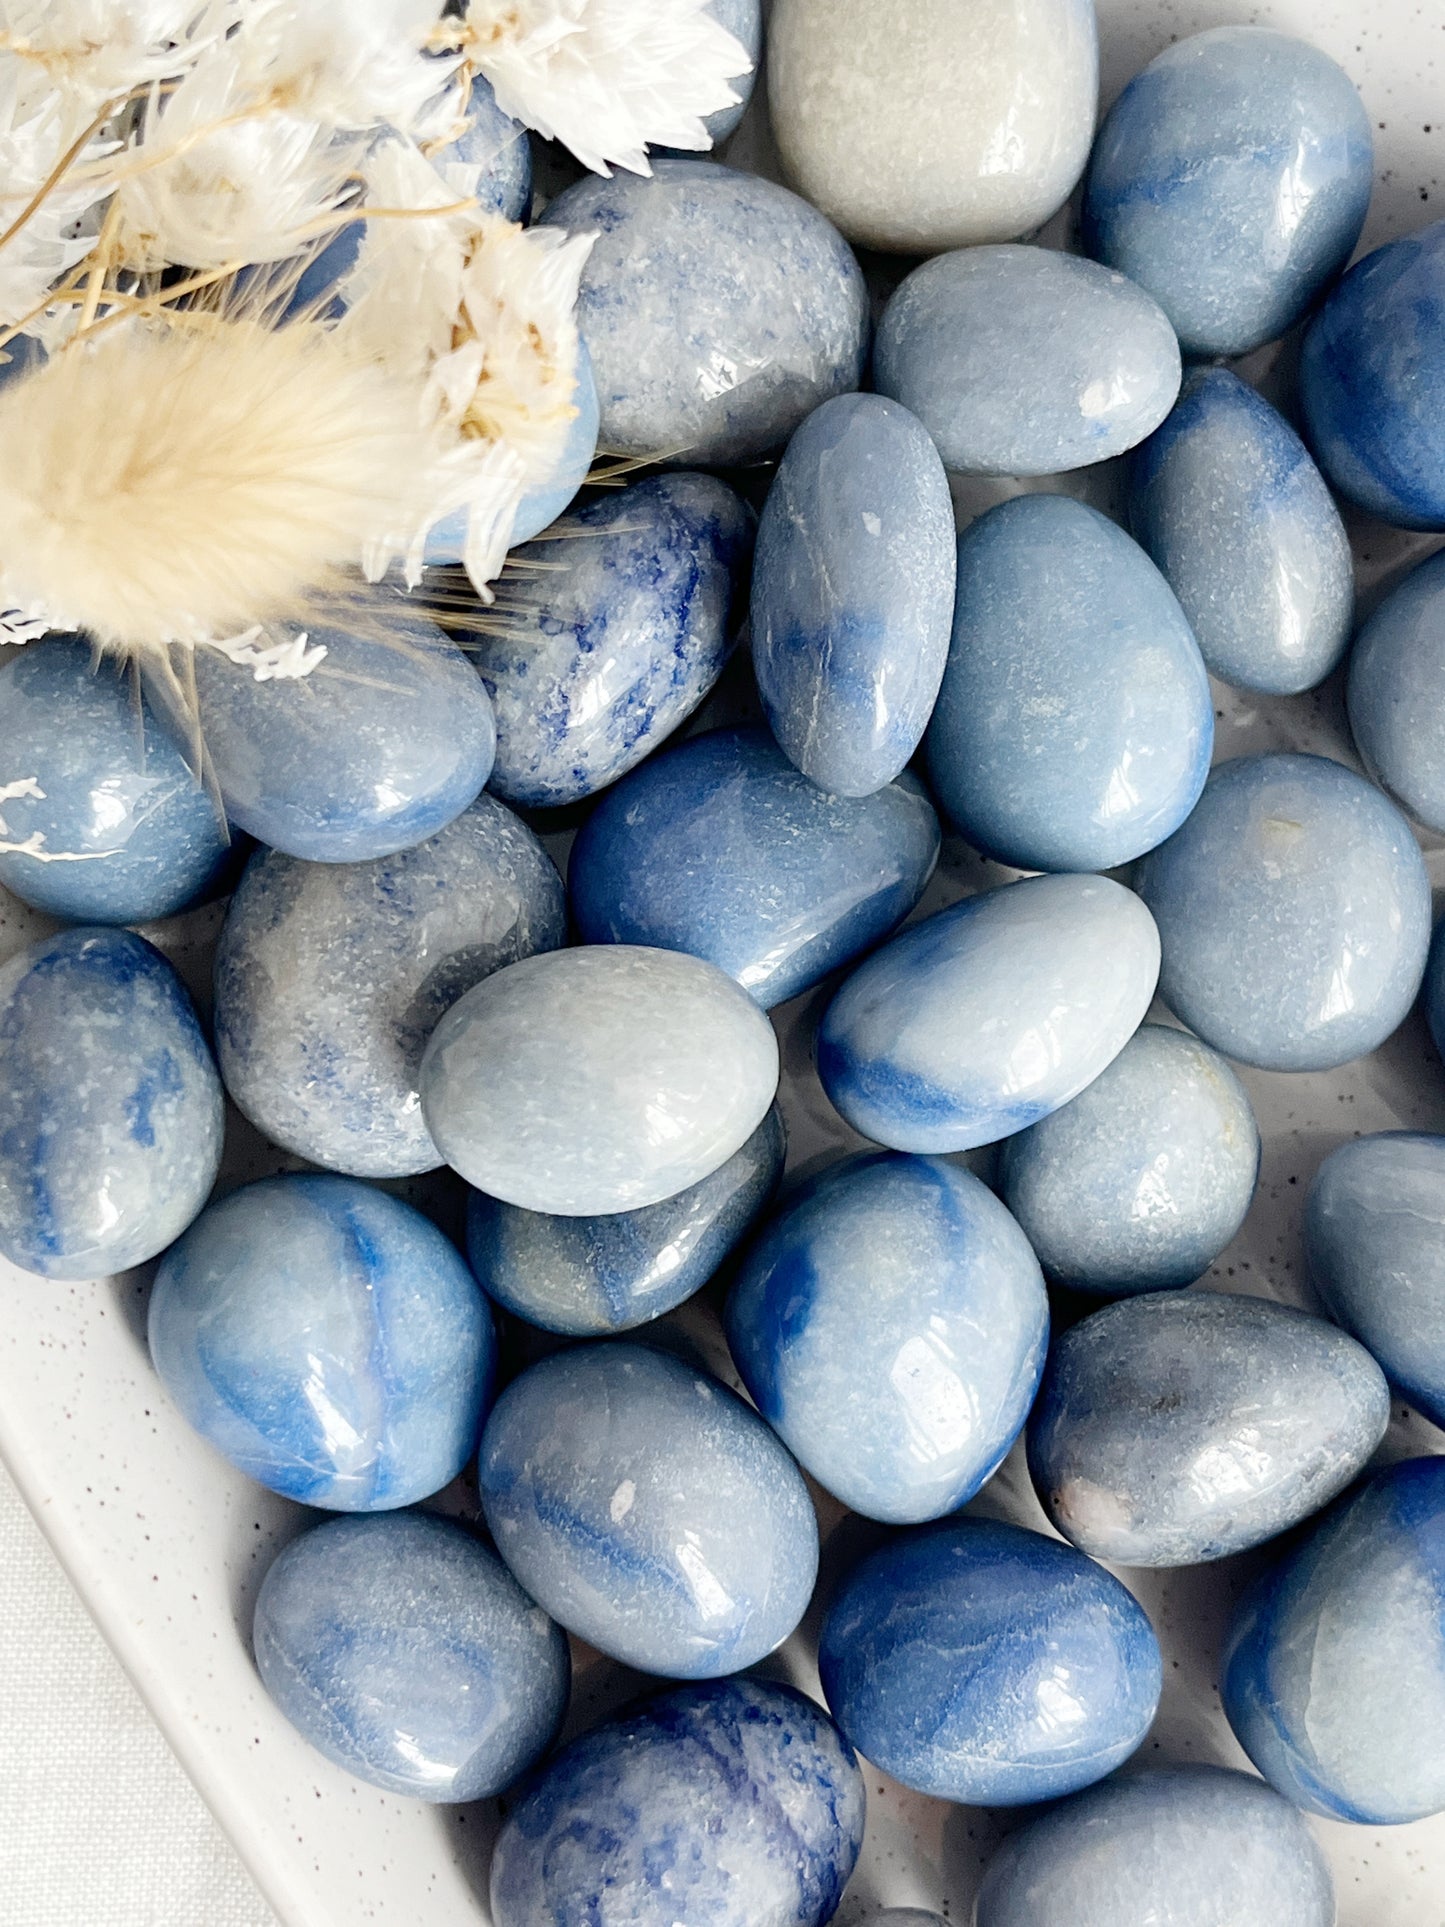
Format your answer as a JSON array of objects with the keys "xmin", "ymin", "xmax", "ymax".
[{"xmin": 4, "ymin": 3, "xmax": 1445, "ymax": 1921}]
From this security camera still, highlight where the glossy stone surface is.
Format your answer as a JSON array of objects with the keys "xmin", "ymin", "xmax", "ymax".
[
  {"xmin": 975, "ymin": 1766, "xmax": 1336, "ymax": 1927},
  {"xmin": 214, "ymin": 795, "xmax": 565, "ymax": 1178},
  {"xmin": 253, "ymin": 1512, "xmax": 568, "ymax": 1802},
  {"xmin": 701, "ymin": 0, "xmax": 761, "ymax": 142},
  {"xmin": 421, "ymin": 945, "xmax": 779, "ymax": 1215},
  {"xmin": 926, "ymin": 495, "xmax": 1211, "ymax": 872},
  {"xmin": 473, "ymin": 474, "xmax": 750, "ymax": 810},
  {"xmin": 149, "ymin": 1175, "xmax": 494, "ymax": 1510},
  {"xmin": 1222, "ymin": 1455, "xmax": 1445, "ymax": 1824},
  {"xmin": 817, "ymin": 874, "xmax": 1159, "ymax": 1153},
  {"xmin": 0, "ymin": 928, "xmax": 223, "ymax": 1279},
  {"xmin": 489, "ymin": 1678, "xmax": 864, "ymax": 1927},
  {"xmin": 874, "ymin": 246, "xmax": 1180, "ymax": 477},
  {"xmin": 1347, "ymin": 548, "xmax": 1445, "ymax": 832},
  {"xmin": 0, "ymin": 637, "xmax": 231, "ymax": 925},
  {"xmin": 1084, "ymin": 27, "xmax": 1372, "ymax": 358},
  {"xmin": 1131, "ymin": 369, "xmax": 1354, "ymax": 696},
  {"xmin": 750, "ymin": 394, "xmax": 956, "ymax": 797},
  {"xmin": 818, "ymin": 1519, "xmax": 1162, "ymax": 1805},
  {"xmin": 1029, "ymin": 1291, "xmax": 1390, "ymax": 1567},
  {"xmin": 447, "ymin": 74, "xmax": 532, "ymax": 222},
  {"xmin": 568, "ymin": 728, "xmax": 940, "ymax": 1010},
  {"xmin": 1135, "ymin": 753, "xmax": 1432, "ymax": 1072},
  {"xmin": 725, "ymin": 1153, "xmax": 1048, "ymax": 1524},
  {"xmin": 478, "ymin": 1343, "xmax": 817, "ymax": 1677},
  {"xmin": 466, "ymin": 1106, "xmax": 785, "ymax": 1337},
  {"xmin": 999, "ymin": 1024, "xmax": 1259, "ymax": 1295},
  {"xmin": 539, "ymin": 160, "xmax": 868, "ymax": 466}
]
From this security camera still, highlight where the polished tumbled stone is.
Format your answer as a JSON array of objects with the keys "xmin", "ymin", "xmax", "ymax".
[
  {"xmin": 479, "ymin": 1343, "xmax": 817, "ymax": 1677},
  {"xmin": 0, "ymin": 928, "xmax": 223, "ymax": 1279},
  {"xmin": 975, "ymin": 1766, "xmax": 1336, "ymax": 1927},
  {"xmin": 214, "ymin": 795, "xmax": 565, "ymax": 1178},
  {"xmin": 1135, "ymin": 753, "xmax": 1432, "ymax": 1072},
  {"xmin": 862, "ymin": 1916, "xmax": 947, "ymax": 1927},
  {"xmin": 926, "ymin": 495, "xmax": 1211, "ymax": 872},
  {"xmin": 568, "ymin": 728, "xmax": 940, "ymax": 1009},
  {"xmin": 700, "ymin": 0, "xmax": 761, "ymax": 141},
  {"xmin": 750, "ymin": 393, "xmax": 956, "ymax": 797},
  {"xmin": 818, "ymin": 874, "xmax": 1159, "ymax": 1153},
  {"xmin": 1347, "ymin": 548, "xmax": 1445, "ymax": 832},
  {"xmin": 725, "ymin": 1153, "xmax": 1048, "ymax": 1523},
  {"xmin": 448, "ymin": 74, "xmax": 532, "ymax": 221},
  {"xmin": 466, "ymin": 1105, "xmax": 784, "ymax": 1337},
  {"xmin": 1131, "ymin": 369, "xmax": 1354, "ymax": 696},
  {"xmin": 540, "ymin": 160, "xmax": 868, "ymax": 466},
  {"xmin": 489, "ymin": 1678, "xmax": 864, "ymax": 1927},
  {"xmin": 1223, "ymin": 1455, "xmax": 1445, "ymax": 1824},
  {"xmin": 999, "ymin": 1024, "xmax": 1259, "ymax": 1295},
  {"xmin": 1084, "ymin": 27, "xmax": 1372, "ymax": 358},
  {"xmin": 874, "ymin": 246, "xmax": 1180, "ymax": 477},
  {"xmin": 818, "ymin": 1519, "xmax": 1161, "ymax": 1805},
  {"xmin": 149, "ymin": 1175, "xmax": 494, "ymax": 1510},
  {"xmin": 254, "ymin": 1512, "xmax": 568, "ymax": 1802}
]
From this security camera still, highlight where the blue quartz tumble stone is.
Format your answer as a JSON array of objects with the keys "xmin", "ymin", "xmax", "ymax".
[
  {"xmin": 725, "ymin": 1152, "xmax": 1048, "ymax": 1524},
  {"xmin": 818, "ymin": 1518, "xmax": 1163, "ymax": 1805},
  {"xmin": 148, "ymin": 1174, "xmax": 495, "ymax": 1510},
  {"xmin": 253, "ymin": 1511, "xmax": 569, "ymax": 1802},
  {"xmin": 488, "ymin": 1677, "xmax": 866, "ymax": 1927},
  {"xmin": 1084, "ymin": 26, "xmax": 1373, "ymax": 358},
  {"xmin": 0, "ymin": 636, "xmax": 231, "ymax": 925},
  {"xmin": 568, "ymin": 727, "xmax": 941, "ymax": 1010},
  {"xmin": 0, "ymin": 927, "xmax": 223, "ymax": 1280},
  {"xmin": 1222, "ymin": 1455, "xmax": 1445, "ymax": 1825},
  {"xmin": 1347, "ymin": 547, "xmax": 1445, "ymax": 834},
  {"xmin": 926, "ymin": 494, "xmax": 1212, "ymax": 873},
  {"xmin": 447, "ymin": 73, "xmax": 532, "ymax": 221},
  {"xmin": 751, "ymin": 392, "xmax": 957, "ymax": 798}
]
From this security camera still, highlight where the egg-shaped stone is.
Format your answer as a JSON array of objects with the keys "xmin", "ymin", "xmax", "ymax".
[
  {"xmin": 539, "ymin": 160, "xmax": 868, "ymax": 466},
  {"xmin": 699, "ymin": 0, "xmax": 760, "ymax": 142},
  {"xmin": 1347, "ymin": 548, "xmax": 1445, "ymax": 832},
  {"xmin": 488, "ymin": 1678, "xmax": 864, "ymax": 1927},
  {"xmin": 926, "ymin": 495, "xmax": 1211, "ymax": 872},
  {"xmin": 999, "ymin": 1025, "xmax": 1259, "ymax": 1295},
  {"xmin": 1084, "ymin": 27, "xmax": 1372, "ymax": 358},
  {"xmin": 1131, "ymin": 369, "xmax": 1354, "ymax": 696},
  {"xmin": 254, "ymin": 1512, "xmax": 568, "ymax": 1802},
  {"xmin": 0, "ymin": 927, "xmax": 223, "ymax": 1279},
  {"xmin": 818, "ymin": 874, "xmax": 1160, "ymax": 1153},
  {"xmin": 818, "ymin": 1519, "xmax": 1162, "ymax": 1805},
  {"xmin": 1135, "ymin": 753, "xmax": 1432, "ymax": 1072},
  {"xmin": 568, "ymin": 728, "xmax": 941, "ymax": 1009},
  {"xmin": 479, "ymin": 1343, "xmax": 817, "ymax": 1677},
  {"xmin": 148, "ymin": 1175, "xmax": 494, "ymax": 1509},
  {"xmin": 874, "ymin": 247, "xmax": 1180, "ymax": 477},
  {"xmin": 214, "ymin": 795, "xmax": 565, "ymax": 1179},
  {"xmin": 725, "ymin": 1153, "xmax": 1048, "ymax": 1523}
]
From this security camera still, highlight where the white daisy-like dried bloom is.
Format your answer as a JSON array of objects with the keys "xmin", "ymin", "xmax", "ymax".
[
  {"xmin": 236, "ymin": 0, "xmax": 456, "ymax": 137},
  {"xmin": 0, "ymin": 61, "xmax": 116, "ymax": 327},
  {"xmin": 0, "ymin": 0, "xmax": 232, "ymax": 111}
]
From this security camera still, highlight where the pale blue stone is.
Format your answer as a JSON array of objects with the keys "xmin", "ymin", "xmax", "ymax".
[
  {"xmin": 1135, "ymin": 753, "xmax": 1433, "ymax": 1073},
  {"xmin": 863, "ymin": 1915, "xmax": 947, "ymax": 1926},
  {"xmin": 701, "ymin": 0, "xmax": 761, "ymax": 142},
  {"xmin": 818, "ymin": 1519, "xmax": 1162, "ymax": 1805},
  {"xmin": 0, "ymin": 635, "xmax": 231, "ymax": 924},
  {"xmin": 1028, "ymin": 1291, "xmax": 1390, "ymax": 1567},
  {"xmin": 213, "ymin": 794, "xmax": 566, "ymax": 1179},
  {"xmin": 149, "ymin": 1175, "xmax": 494, "ymax": 1510},
  {"xmin": 926, "ymin": 495, "xmax": 1212, "ymax": 871},
  {"xmin": 466, "ymin": 1105, "xmax": 785, "ymax": 1337},
  {"xmin": 489, "ymin": 1678, "xmax": 864, "ymax": 1927},
  {"xmin": 1131, "ymin": 369, "xmax": 1354, "ymax": 696},
  {"xmin": 999, "ymin": 1024, "xmax": 1259, "ymax": 1295},
  {"xmin": 567, "ymin": 727, "xmax": 940, "ymax": 1009},
  {"xmin": 478, "ymin": 1343, "xmax": 818, "ymax": 1677},
  {"xmin": 539, "ymin": 160, "xmax": 868, "ymax": 465},
  {"xmin": 817, "ymin": 874, "xmax": 1160, "ymax": 1153},
  {"xmin": 253, "ymin": 1512, "xmax": 567, "ymax": 1801},
  {"xmin": 1348, "ymin": 548, "xmax": 1445, "ymax": 832},
  {"xmin": 0, "ymin": 928, "xmax": 223, "ymax": 1279},
  {"xmin": 473, "ymin": 473, "xmax": 750, "ymax": 809},
  {"xmin": 975, "ymin": 1766, "xmax": 1336, "ymax": 1927},
  {"xmin": 1084, "ymin": 27, "xmax": 1372, "ymax": 358},
  {"xmin": 725, "ymin": 1153, "xmax": 1048, "ymax": 1524},
  {"xmin": 1222, "ymin": 1455, "xmax": 1445, "ymax": 1824},
  {"xmin": 751, "ymin": 393, "xmax": 956, "ymax": 797},
  {"xmin": 874, "ymin": 246, "xmax": 1180, "ymax": 477}
]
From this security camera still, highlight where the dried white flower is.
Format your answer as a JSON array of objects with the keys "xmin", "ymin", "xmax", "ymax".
[
  {"xmin": 0, "ymin": 1, "xmax": 231, "ymax": 112},
  {"xmin": 237, "ymin": 0, "xmax": 455, "ymax": 137},
  {"xmin": 0, "ymin": 61, "xmax": 115, "ymax": 327}
]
